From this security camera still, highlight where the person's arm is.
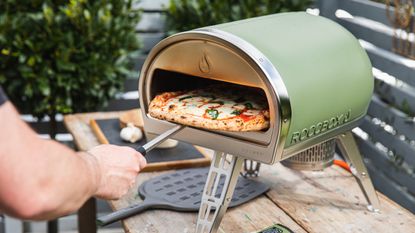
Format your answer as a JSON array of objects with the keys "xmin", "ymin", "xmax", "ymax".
[{"xmin": 0, "ymin": 102, "xmax": 146, "ymax": 220}]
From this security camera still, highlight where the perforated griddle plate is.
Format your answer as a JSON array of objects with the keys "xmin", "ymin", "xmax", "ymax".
[{"xmin": 98, "ymin": 167, "xmax": 269, "ymax": 226}]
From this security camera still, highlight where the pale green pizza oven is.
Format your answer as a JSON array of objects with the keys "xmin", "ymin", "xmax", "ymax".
[{"xmin": 139, "ymin": 12, "xmax": 373, "ymax": 164}]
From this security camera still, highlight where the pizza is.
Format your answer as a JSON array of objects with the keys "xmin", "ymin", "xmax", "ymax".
[{"xmin": 148, "ymin": 85, "xmax": 270, "ymax": 131}]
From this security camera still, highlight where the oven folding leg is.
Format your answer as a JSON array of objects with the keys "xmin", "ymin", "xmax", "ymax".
[
  {"xmin": 337, "ymin": 132, "xmax": 380, "ymax": 212},
  {"xmin": 241, "ymin": 159, "xmax": 261, "ymax": 177},
  {"xmin": 196, "ymin": 151, "xmax": 244, "ymax": 233}
]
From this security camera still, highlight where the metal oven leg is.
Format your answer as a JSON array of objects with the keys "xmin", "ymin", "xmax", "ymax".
[
  {"xmin": 196, "ymin": 151, "xmax": 244, "ymax": 233},
  {"xmin": 241, "ymin": 159, "xmax": 261, "ymax": 177},
  {"xmin": 337, "ymin": 132, "xmax": 380, "ymax": 212}
]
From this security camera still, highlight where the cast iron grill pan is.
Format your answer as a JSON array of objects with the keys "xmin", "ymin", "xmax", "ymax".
[{"xmin": 97, "ymin": 167, "xmax": 269, "ymax": 226}]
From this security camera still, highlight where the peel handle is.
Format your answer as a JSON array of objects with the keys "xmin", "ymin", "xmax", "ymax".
[
  {"xmin": 137, "ymin": 125, "xmax": 185, "ymax": 156},
  {"xmin": 96, "ymin": 200, "xmax": 154, "ymax": 227}
]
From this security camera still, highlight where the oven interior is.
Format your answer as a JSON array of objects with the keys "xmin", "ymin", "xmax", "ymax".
[{"xmin": 145, "ymin": 68, "xmax": 276, "ymax": 146}]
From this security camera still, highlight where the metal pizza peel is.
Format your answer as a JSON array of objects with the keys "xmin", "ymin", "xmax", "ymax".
[{"xmin": 97, "ymin": 167, "xmax": 269, "ymax": 226}]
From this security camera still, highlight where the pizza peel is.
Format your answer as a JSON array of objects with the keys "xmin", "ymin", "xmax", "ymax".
[{"xmin": 97, "ymin": 167, "xmax": 269, "ymax": 226}]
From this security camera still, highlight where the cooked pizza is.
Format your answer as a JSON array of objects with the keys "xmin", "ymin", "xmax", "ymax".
[{"xmin": 148, "ymin": 85, "xmax": 270, "ymax": 131}]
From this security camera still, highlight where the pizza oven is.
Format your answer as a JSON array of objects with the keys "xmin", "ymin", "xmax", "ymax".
[
  {"xmin": 138, "ymin": 12, "xmax": 380, "ymax": 233},
  {"xmin": 139, "ymin": 12, "xmax": 373, "ymax": 164}
]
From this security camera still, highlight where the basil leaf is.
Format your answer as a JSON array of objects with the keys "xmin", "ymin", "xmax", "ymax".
[
  {"xmin": 206, "ymin": 109, "xmax": 219, "ymax": 120},
  {"xmin": 179, "ymin": 95, "xmax": 192, "ymax": 101},
  {"xmin": 244, "ymin": 102, "xmax": 253, "ymax": 109}
]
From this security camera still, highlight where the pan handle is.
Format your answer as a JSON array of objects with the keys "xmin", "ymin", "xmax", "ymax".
[{"xmin": 97, "ymin": 199, "xmax": 156, "ymax": 227}]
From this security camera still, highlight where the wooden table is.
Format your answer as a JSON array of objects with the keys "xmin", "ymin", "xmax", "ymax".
[{"xmin": 64, "ymin": 110, "xmax": 415, "ymax": 233}]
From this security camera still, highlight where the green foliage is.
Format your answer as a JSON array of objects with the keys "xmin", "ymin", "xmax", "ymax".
[
  {"xmin": 0, "ymin": 0, "xmax": 141, "ymax": 118},
  {"xmin": 166, "ymin": 0, "xmax": 313, "ymax": 33}
]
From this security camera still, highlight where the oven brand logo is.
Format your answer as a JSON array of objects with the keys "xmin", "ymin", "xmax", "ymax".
[
  {"xmin": 199, "ymin": 53, "xmax": 211, "ymax": 73},
  {"xmin": 290, "ymin": 109, "xmax": 352, "ymax": 145}
]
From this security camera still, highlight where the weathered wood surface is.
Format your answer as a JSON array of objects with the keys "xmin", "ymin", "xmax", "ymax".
[
  {"xmin": 259, "ymin": 164, "xmax": 415, "ymax": 233},
  {"xmin": 112, "ymin": 170, "xmax": 307, "ymax": 233},
  {"xmin": 64, "ymin": 111, "xmax": 415, "ymax": 233}
]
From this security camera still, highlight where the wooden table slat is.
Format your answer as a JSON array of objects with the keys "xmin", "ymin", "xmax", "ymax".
[{"xmin": 260, "ymin": 164, "xmax": 415, "ymax": 233}]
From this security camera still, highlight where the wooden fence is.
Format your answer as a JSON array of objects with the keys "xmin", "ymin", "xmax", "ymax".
[{"xmin": 318, "ymin": 0, "xmax": 415, "ymax": 213}]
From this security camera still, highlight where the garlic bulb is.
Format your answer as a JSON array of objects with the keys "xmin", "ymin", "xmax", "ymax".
[{"xmin": 120, "ymin": 123, "xmax": 143, "ymax": 143}]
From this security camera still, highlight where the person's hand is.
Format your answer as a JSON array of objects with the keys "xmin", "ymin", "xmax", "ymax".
[{"xmin": 84, "ymin": 144, "xmax": 147, "ymax": 200}]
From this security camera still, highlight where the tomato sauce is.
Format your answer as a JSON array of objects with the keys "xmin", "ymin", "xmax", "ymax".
[{"xmin": 239, "ymin": 114, "xmax": 255, "ymax": 122}]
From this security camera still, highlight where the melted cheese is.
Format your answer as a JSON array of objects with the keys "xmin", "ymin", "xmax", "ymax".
[
  {"xmin": 215, "ymin": 103, "xmax": 238, "ymax": 119},
  {"xmin": 165, "ymin": 90, "xmax": 267, "ymax": 120}
]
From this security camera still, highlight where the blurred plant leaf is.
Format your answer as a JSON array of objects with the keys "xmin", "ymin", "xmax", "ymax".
[
  {"xmin": 166, "ymin": 0, "xmax": 313, "ymax": 33},
  {"xmin": 0, "ymin": 0, "xmax": 141, "ymax": 118}
]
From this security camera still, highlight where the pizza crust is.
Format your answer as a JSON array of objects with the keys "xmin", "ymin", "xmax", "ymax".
[
  {"xmin": 149, "ymin": 105, "xmax": 269, "ymax": 131},
  {"xmin": 148, "ymin": 89, "xmax": 270, "ymax": 132}
]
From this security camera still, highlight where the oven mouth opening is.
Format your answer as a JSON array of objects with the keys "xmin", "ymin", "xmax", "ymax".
[{"xmin": 148, "ymin": 68, "xmax": 273, "ymax": 135}]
